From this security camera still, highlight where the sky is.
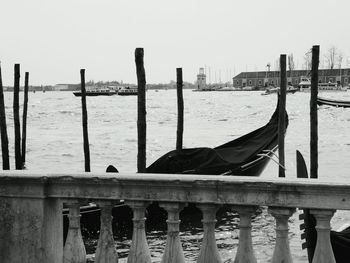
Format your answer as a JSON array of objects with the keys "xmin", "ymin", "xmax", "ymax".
[{"xmin": 1, "ymin": 0, "xmax": 350, "ymax": 86}]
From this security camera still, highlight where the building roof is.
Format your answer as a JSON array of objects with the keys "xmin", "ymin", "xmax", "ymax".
[{"xmin": 233, "ymin": 68, "xmax": 350, "ymax": 79}]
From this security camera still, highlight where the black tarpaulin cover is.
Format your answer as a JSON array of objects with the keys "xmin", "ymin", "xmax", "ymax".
[{"xmin": 146, "ymin": 100, "xmax": 288, "ymax": 176}]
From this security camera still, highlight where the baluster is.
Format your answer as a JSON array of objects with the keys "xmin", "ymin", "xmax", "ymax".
[
  {"xmin": 233, "ymin": 205, "xmax": 257, "ymax": 263},
  {"xmin": 160, "ymin": 202, "xmax": 185, "ymax": 263},
  {"xmin": 310, "ymin": 209, "xmax": 336, "ymax": 263},
  {"xmin": 95, "ymin": 201, "xmax": 118, "ymax": 263},
  {"xmin": 63, "ymin": 202, "xmax": 86, "ymax": 263},
  {"xmin": 268, "ymin": 207, "xmax": 295, "ymax": 263},
  {"xmin": 126, "ymin": 201, "xmax": 151, "ymax": 263},
  {"xmin": 197, "ymin": 204, "xmax": 221, "ymax": 263}
]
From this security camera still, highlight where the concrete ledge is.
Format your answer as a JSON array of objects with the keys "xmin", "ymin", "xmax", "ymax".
[{"xmin": 0, "ymin": 171, "xmax": 349, "ymax": 210}]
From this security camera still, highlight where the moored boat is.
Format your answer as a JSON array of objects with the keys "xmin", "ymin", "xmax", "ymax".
[
  {"xmin": 192, "ymin": 85, "xmax": 221, "ymax": 92},
  {"xmin": 73, "ymin": 86, "xmax": 117, "ymax": 96},
  {"xmin": 261, "ymin": 86, "xmax": 298, "ymax": 96},
  {"xmin": 193, "ymin": 86, "xmax": 240, "ymax": 92},
  {"xmin": 145, "ymin": 99, "xmax": 287, "ymax": 176},
  {"xmin": 117, "ymin": 86, "xmax": 138, "ymax": 96},
  {"xmin": 317, "ymin": 96, "xmax": 350, "ymax": 108},
  {"xmin": 298, "ymin": 76, "xmax": 347, "ymax": 92}
]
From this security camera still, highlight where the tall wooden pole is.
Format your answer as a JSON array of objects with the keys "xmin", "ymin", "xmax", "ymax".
[
  {"xmin": 80, "ymin": 69, "xmax": 90, "ymax": 172},
  {"xmin": 278, "ymin": 54, "xmax": 287, "ymax": 177},
  {"xmin": 21, "ymin": 72, "xmax": 29, "ymax": 166},
  {"xmin": 135, "ymin": 48, "xmax": 147, "ymax": 173},
  {"xmin": 310, "ymin": 45, "xmax": 319, "ymax": 179},
  {"xmin": 13, "ymin": 64, "xmax": 22, "ymax": 170},
  {"xmin": 176, "ymin": 68, "xmax": 184, "ymax": 150},
  {"xmin": 0, "ymin": 63, "xmax": 10, "ymax": 170}
]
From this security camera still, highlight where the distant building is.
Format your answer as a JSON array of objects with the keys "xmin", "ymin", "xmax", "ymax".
[
  {"xmin": 53, "ymin": 84, "xmax": 69, "ymax": 91},
  {"xmin": 196, "ymin": 68, "xmax": 206, "ymax": 89},
  {"xmin": 53, "ymin": 84, "xmax": 80, "ymax": 91},
  {"xmin": 232, "ymin": 68, "xmax": 350, "ymax": 89}
]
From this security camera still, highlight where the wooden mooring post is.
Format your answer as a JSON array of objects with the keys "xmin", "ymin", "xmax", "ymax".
[
  {"xmin": 21, "ymin": 72, "xmax": 29, "ymax": 167},
  {"xmin": 13, "ymin": 64, "xmax": 22, "ymax": 170},
  {"xmin": 80, "ymin": 69, "xmax": 90, "ymax": 172},
  {"xmin": 278, "ymin": 54, "xmax": 287, "ymax": 177},
  {"xmin": 0, "ymin": 62, "xmax": 10, "ymax": 170},
  {"xmin": 135, "ymin": 48, "xmax": 147, "ymax": 173},
  {"xmin": 176, "ymin": 68, "xmax": 184, "ymax": 150},
  {"xmin": 310, "ymin": 45, "xmax": 319, "ymax": 179}
]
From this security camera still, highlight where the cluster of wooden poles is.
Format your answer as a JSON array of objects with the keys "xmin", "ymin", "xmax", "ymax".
[
  {"xmin": 0, "ymin": 63, "xmax": 29, "ymax": 170},
  {"xmin": 79, "ymin": 48, "xmax": 185, "ymax": 173},
  {"xmin": 279, "ymin": 45, "xmax": 319, "ymax": 179}
]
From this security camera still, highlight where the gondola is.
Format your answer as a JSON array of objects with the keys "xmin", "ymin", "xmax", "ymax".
[
  {"xmin": 64, "ymin": 99, "xmax": 288, "ymax": 239},
  {"xmin": 297, "ymin": 151, "xmax": 350, "ymax": 263},
  {"xmin": 317, "ymin": 96, "xmax": 350, "ymax": 108},
  {"xmin": 145, "ymin": 100, "xmax": 287, "ymax": 176}
]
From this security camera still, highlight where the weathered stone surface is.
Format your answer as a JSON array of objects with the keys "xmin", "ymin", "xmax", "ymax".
[
  {"xmin": 233, "ymin": 205, "xmax": 257, "ymax": 263},
  {"xmin": 95, "ymin": 202, "xmax": 118, "ymax": 263},
  {"xmin": 126, "ymin": 201, "xmax": 151, "ymax": 263},
  {"xmin": 311, "ymin": 209, "xmax": 336, "ymax": 263},
  {"xmin": 1, "ymin": 173, "xmax": 350, "ymax": 210},
  {"xmin": 269, "ymin": 207, "xmax": 295, "ymax": 263},
  {"xmin": 63, "ymin": 202, "xmax": 86, "ymax": 263},
  {"xmin": 160, "ymin": 202, "xmax": 185, "ymax": 263},
  {"xmin": 197, "ymin": 204, "xmax": 221, "ymax": 263},
  {"xmin": 0, "ymin": 196, "xmax": 62, "ymax": 263}
]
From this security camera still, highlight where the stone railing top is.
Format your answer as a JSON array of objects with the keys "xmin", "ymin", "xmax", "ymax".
[{"xmin": 0, "ymin": 171, "xmax": 349, "ymax": 210}]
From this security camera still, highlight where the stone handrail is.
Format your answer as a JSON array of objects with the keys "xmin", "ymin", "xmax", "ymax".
[{"xmin": 0, "ymin": 171, "xmax": 347, "ymax": 263}]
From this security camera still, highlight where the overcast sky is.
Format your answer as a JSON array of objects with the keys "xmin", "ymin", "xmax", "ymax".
[{"xmin": 1, "ymin": 0, "xmax": 349, "ymax": 85}]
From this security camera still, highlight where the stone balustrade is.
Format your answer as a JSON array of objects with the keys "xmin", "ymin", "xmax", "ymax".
[{"xmin": 0, "ymin": 171, "xmax": 348, "ymax": 263}]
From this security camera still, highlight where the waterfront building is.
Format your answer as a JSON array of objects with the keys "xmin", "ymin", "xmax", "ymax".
[
  {"xmin": 232, "ymin": 68, "xmax": 350, "ymax": 89},
  {"xmin": 196, "ymin": 67, "xmax": 206, "ymax": 89},
  {"xmin": 53, "ymin": 84, "xmax": 69, "ymax": 91},
  {"xmin": 53, "ymin": 83, "xmax": 80, "ymax": 91}
]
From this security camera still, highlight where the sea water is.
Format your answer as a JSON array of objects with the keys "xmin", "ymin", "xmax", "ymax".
[{"xmin": 2, "ymin": 90, "xmax": 350, "ymax": 262}]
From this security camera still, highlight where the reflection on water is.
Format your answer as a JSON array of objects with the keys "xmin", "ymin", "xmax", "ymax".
[{"xmin": 2, "ymin": 90, "xmax": 350, "ymax": 262}]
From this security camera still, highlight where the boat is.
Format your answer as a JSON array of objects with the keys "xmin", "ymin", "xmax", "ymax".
[
  {"xmin": 261, "ymin": 86, "xmax": 298, "ymax": 96},
  {"xmin": 64, "ymin": 99, "xmax": 288, "ymax": 239},
  {"xmin": 216, "ymin": 86, "xmax": 242, "ymax": 91},
  {"xmin": 103, "ymin": 97, "xmax": 286, "ymax": 177},
  {"xmin": 242, "ymin": 86, "xmax": 255, "ymax": 91},
  {"xmin": 146, "ymin": 100, "xmax": 287, "ymax": 176},
  {"xmin": 298, "ymin": 76, "xmax": 347, "ymax": 92},
  {"xmin": 317, "ymin": 96, "xmax": 350, "ymax": 108},
  {"xmin": 193, "ymin": 86, "xmax": 240, "ymax": 92},
  {"xmin": 192, "ymin": 86, "xmax": 221, "ymax": 92},
  {"xmin": 73, "ymin": 86, "xmax": 117, "ymax": 97},
  {"xmin": 117, "ymin": 86, "xmax": 138, "ymax": 96},
  {"xmin": 297, "ymin": 152, "xmax": 350, "ymax": 263}
]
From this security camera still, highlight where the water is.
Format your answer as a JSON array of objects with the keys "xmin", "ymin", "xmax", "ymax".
[{"xmin": 2, "ymin": 90, "xmax": 350, "ymax": 262}]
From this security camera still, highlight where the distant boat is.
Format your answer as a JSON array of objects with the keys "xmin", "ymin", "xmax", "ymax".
[
  {"xmin": 117, "ymin": 86, "xmax": 138, "ymax": 96},
  {"xmin": 73, "ymin": 86, "xmax": 117, "ymax": 97},
  {"xmin": 261, "ymin": 86, "xmax": 298, "ymax": 96},
  {"xmin": 242, "ymin": 86, "xmax": 254, "ymax": 91},
  {"xmin": 215, "ymin": 86, "xmax": 240, "ymax": 91},
  {"xmin": 192, "ymin": 86, "xmax": 220, "ymax": 92},
  {"xmin": 317, "ymin": 96, "xmax": 350, "ymax": 108},
  {"xmin": 193, "ymin": 85, "xmax": 239, "ymax": 92},
  {"xmin": 298, "ymin": 76, "xmax": 347, "ymax": 92}
]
